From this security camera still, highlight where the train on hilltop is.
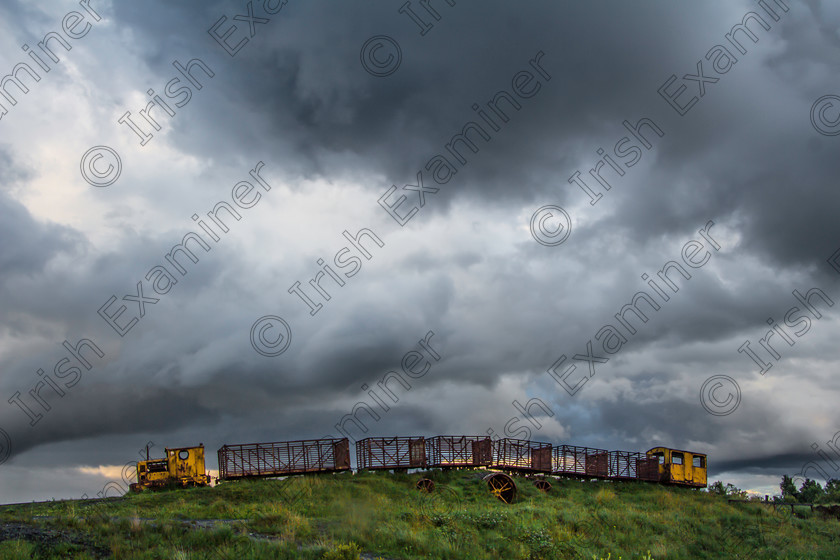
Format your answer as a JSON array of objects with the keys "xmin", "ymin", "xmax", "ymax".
[{"xmin": 132, "ymin": 434, "xmax": 707, "ymax": 500}]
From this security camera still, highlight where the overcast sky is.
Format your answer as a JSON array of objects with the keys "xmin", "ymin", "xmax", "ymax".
[{"xmin": 1, "ymin": 0, "xmax": 840, "ymax": 503}]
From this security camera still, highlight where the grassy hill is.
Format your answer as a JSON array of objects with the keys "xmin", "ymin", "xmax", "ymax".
[{"xmin": 0, "ymin": 469, "xmax": 837, "ymax": 559}]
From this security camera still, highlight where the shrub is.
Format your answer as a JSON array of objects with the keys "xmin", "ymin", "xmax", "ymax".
[{"xmin": 322, "ymin": 541, "xmax": 362, "ymax": 560}]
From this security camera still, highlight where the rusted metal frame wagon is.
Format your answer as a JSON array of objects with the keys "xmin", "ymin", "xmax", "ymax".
[
  {"xmin": 608, "ymin": 450, "xmax": 646, "ymax": 480},
  {"xmin": 552, "ymin": 445, "xmax": 610, "ymax": 478},
  {"xmin": 217, "ymin": 437, "xmax": 350, "ymax": 480},
  {"xmin": 490, "ymin": 438, "xmax": 552, "ymax": 473},
  {"xmin": 552, "ymin": 445, "xmax": 661, "ymax": 482},
  {"xmin": 603, "ymin": 449, "xmax": 660, "ymax": 481},
  {"xmin": 425, "ymin": 435, "xmax": 492, "ymax": 468},
  {"xmin": 356, "ymin": 436, "xmax": 427, "ymax": 470}
]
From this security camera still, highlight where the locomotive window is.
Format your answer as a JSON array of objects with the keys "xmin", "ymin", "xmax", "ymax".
[
  {"xmin": 651, "ymin": 452, "xmax": 665, "ymax": 465},
  {"xmin": 178, "ymin": 450, "xmax": 190, "ymax": 460},
  {"xmin": 672, "ymin": 452, "xmax": 683, "ymax": 465},
  {"xmin": 148, "ymin": 460, "xmax": 169, "ymax": 473},
  {"xmin": 693, "ymin": 456, "xmax": 705, "ymax": 468}
]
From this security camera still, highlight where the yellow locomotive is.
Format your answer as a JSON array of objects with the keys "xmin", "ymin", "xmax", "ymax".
[
  {"xmin": 130, "ymin": 444, "xmax": 211, "ymax": 491},
  {"xmin": 646, "ymin": 446, "xmax": 707, "ymax": 487}
]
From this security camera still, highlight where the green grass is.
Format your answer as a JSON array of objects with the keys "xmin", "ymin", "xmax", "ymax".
[{"xmin": 0, "ymin": 470, "xmax": 837, "ymax": 559}]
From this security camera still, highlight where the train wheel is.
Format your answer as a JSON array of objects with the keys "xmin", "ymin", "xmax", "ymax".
[
  {"xmin": 484, "ymin": 473, "xmax": 516, "ymax": 504},
  {"xmin": 533, "ymin": 479, "xmax": 551, "ymax": 492},
  {"xmin": 416, "ymin": 478, "xmax": 435, "ymax": 492}
]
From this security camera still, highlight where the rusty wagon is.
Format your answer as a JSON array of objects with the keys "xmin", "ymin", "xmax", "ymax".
[{"xmin": 217, "ymin": 437, "xmax": 351, "ymax": 480}]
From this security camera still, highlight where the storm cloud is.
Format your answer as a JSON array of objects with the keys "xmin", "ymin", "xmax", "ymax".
[{"xmin": 0, "ymin": 0, "xmax": 839, "ymax": 502}]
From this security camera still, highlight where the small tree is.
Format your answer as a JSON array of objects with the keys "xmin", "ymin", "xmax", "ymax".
[
  {"xmin": 824, "ymin": 479, "xmax": 840, "ymax": 503},
  {"xmin": 780, "ymin": 475, "xmax": 798, "ymax": 502},
  {"xmin": 724, "ymin": 483, "xmax": 747, "ymax": 500},
  {"xmin": 798, "ymin": 478, "xmax": 824, "ymax": 503},
  {"xmin": 707, "ymin": 480, "xmax": 747, "ymax": 499},
  {"xmin": 708, "ymin": 481, "xmax": 727, "ymax": 496}
]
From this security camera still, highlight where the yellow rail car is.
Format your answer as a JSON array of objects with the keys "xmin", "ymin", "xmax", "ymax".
[
  {"xmin": 131, "ymin": 444, "xmax": 211, "ymax": 491},
  {"xmin": 646, "ymin": 447, "xmax": 707, "ymax": 487}
]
